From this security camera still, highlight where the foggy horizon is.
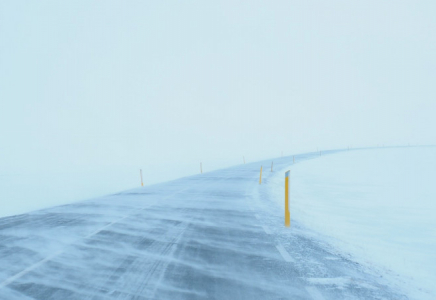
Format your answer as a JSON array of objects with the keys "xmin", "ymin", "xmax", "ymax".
[{"xmin": 1, "ymin": 1, "xmax": 435, "ymax": 213}]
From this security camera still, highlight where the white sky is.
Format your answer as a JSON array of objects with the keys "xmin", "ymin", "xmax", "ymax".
[{"xmin": 1, "ymin": 1, "xmax": 435, "ymax": 187}]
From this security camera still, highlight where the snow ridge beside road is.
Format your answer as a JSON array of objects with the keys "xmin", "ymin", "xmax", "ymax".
[{"xmin": 268, "ymin": 146, "xmax": 436, "ymax": 300}]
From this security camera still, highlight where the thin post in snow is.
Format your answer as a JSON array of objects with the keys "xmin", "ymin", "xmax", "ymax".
[
  {"xmin": 285, "ymin": 170, "xmax": 290, "ymax": 227},
  {"xmin": 259, "ymin": 166, "xmax": 263, "ymax": 184}
]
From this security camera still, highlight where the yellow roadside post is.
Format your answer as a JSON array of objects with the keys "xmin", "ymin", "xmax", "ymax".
[
  {"xmin": 140, "ymin": 169, "xmax": 144, "ymax": 187},
  {"xmin": 285, "ymin": 170, "xmax": 290, "ymax": 227},
  {"xmin": 259, "ymin": 166, "xmax": 263, "ymax": 184}
]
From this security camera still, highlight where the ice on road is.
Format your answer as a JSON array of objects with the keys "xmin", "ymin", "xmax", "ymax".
[{"xmin": 0, "ymin": 149, "xmax": 411, "ymax": 299}]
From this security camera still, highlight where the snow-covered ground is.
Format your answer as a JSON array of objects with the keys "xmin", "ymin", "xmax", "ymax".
[
  {"xmin": 1, "ymin": 146, "xmax": 434, "ymax": 299},
  {"xmin": 0, "ymin": 169, "xmax": 138, "ymax": 218},
  {"xmin": 0, "ymin": 149, "xmax": 410, "ymax": 300},
  {"xmin": 270, "ymin": 147, "xmax": 436, "ymax": 299}
]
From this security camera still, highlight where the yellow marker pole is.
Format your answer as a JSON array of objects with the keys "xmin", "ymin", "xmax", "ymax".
[
  {"xmin": 259, "ymin": 166, "xmax": 263, "ymax": 184},
  {"xmin": 285, "ymin": 170, "xmax": 290, "ymax": 227},
  {"xmin": 140, "ymin": 169, "xmax": 144, "ymax": 187},
  {"xmin": 271, "ymin": 161, "xmax": 273, "ymax": 172},
  {"xmin": 200, "ymin": 162, "xmax": 203, "ymax": 174}
]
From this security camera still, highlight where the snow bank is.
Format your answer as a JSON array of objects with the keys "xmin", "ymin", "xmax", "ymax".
[{"xmin": 270, "ymin": 147, "xmax": 436, "ymax": 300}]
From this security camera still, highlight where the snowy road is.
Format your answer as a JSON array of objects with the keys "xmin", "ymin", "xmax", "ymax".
[{"xmin": 0, "ymin": 150, "xmax": 407, "ymax": 299}]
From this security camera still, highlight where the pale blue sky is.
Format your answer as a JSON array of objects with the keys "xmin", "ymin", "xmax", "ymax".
[{"xmin": 1, "ymin": 1, "xmax": 435, "ymax": 187}]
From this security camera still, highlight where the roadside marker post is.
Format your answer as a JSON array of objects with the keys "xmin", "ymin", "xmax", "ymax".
[
  {"xmin": 285, "ymin": 170, "xmax": 290, "ymax": 227},
  {"xmin": 140, "ymin": 169, "xmax": 144, "ymax": 187},
  {"xmin": 259, "ymin": 166, "xmax": 263, "ymax": 184}
]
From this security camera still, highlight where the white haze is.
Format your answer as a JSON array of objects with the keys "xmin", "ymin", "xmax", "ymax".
[{"xmin": 0, "ymin": 1, "xmax": 435, "ymax": 216}]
